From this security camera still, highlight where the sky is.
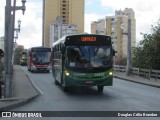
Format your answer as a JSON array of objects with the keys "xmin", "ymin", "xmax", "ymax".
[{"xmin": 0, "ymin": 0, "xmax": 160, "ymax": 48}]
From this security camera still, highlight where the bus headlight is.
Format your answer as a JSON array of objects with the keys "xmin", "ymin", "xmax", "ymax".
[
  {"xmin": 109, "ymin": 72, "xmax": 113, "ymax": 76},
  {"xmin": 65, "ymin": 71, "xmax": 70, "ymax": 76}
]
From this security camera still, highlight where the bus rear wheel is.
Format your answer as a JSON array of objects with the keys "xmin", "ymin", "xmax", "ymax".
[{"xmin": 97, "ymin": 86, "xmax": 104, "ymax": 93}]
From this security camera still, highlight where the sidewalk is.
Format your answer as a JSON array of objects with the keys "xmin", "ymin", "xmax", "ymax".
[
  {"xmin": 114, "ymin": 72, "xmax": 160, "ymax": 88},
  {"xmin": 0, "ymin": 65, "xmax": 39, "ymax": 111},
  {"xmin": 0, "ymin": 67, "xmax": 160, "ymax": 111}
]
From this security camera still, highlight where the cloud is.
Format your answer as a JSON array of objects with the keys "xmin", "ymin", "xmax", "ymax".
[
  {"xmin": 0, "ymin": 0, "xmax": 42, "ymax": 48},
  {"xmin": 15, "ymin": 1, "xmax": 43, "ymax": 48},
  {"xmin": 100, "ymin": 0, "xmax": 160, "ymax": 41},
  {"xmin": 85, "ymin": 14, "xmax": 99, "ymax": 33},
  {"xmin": 1, "ymin": 0, "xmax": 160, "ymax": 48},
  {"xmin": 0, "ymin": 0, "xmax": 5, "ymax": 36},
  {"xmin": 101, "ymin": 0, "xmax": 159, "ymax": 12},
  {"xmin": 86, "ymin": 0, "xmax": 93, "ymax": 5}
]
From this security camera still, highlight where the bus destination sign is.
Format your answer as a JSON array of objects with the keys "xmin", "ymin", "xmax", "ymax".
[{"xmin": 81, "ymin": 37, "xmax": 96, "ymax": 42}]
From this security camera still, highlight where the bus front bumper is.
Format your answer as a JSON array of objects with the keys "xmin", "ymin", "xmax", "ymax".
[
  {"xmin": 31, "ymin": 65, "xmax": 52, "ymax": 71},
  {"xmin": 64, "ymin": 76, "xmax": 113, "ymax": 87}
]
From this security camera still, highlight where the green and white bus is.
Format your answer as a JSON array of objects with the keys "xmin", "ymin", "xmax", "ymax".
[
  {"xmin": 20, "ymin": 51, "xmax": 27, "ymax": 66},
  {"xmin": 52, "ymin": 34, "xmax": 115, "ymax": 92}
]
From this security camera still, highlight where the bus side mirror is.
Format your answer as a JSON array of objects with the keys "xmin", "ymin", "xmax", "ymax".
[{"xmin": 112, "ymin": 49, "xmax": 116, "ymax": 56}]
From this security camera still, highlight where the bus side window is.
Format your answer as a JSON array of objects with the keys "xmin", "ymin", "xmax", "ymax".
[
  {"xmin": 52, "ymin": 48, "xmax": 54, "ymax": 59},
  {"xmin": 58, "ymin": 44, "xmax": 60, "ymax": 52},
  {"xmin": 61, "ymin": 44, "xmax": 65, "ymax": 54},
  {"xmin": 59, "ymin": 44, "xmax": 61, "ymax": 51},
  {"xmin": 54, "ymin": 46, "xmax": 57, "ymax": 59}
]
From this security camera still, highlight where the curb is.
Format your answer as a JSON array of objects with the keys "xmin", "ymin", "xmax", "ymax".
[
  {"xmin": 114, "ymin": 75, "xmax": 160, "ymax": 88},
  {"xmin": 0, "ymin": 94, "xmax": 39, "ymax": 111},
  {"xmin": 0, "ymin": 67, "xmax": 40, "ymax": 111}
]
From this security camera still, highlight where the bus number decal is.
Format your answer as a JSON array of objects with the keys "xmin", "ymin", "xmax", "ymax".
[
  {"xmin": 70, "ymin": 62, "xmax": 75, "ymax": 67},
  {"xmin": 95, "ymin": 73, "xmax": 104, "ymax": 76}
]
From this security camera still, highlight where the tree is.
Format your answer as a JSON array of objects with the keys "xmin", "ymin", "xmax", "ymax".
[
  {"xmin": 14, "ymin": 45, "xmax": 24, "ymax": 65},
  {"xmin": 132, "ymin": 18, "xmax": 160, "ymax": 70},
  {"xmin": 119, "ymin": 57, "xmax": 127, "ymax": 65}
]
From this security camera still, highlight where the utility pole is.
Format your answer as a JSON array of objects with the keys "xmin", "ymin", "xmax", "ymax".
[
  {"xmin": 4, "ymin": 0, "xmax": 12, "ymax": 98},
  {"xmin": 126, "ymin": 19, "xmax": 131, "ymax": 76},
  {"xmin": 11, "ymin": 0, "xmax": 16, "ymax": 70},
  {"xmin": 121, "ymin": 19, "xmax": 132, "ymax": 76},
  {"xmin": 4, "ymin": 0, "xmax": 26, "ymax": 98}
]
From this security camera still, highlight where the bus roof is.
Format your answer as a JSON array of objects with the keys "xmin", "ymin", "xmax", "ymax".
[
  {"xmin": 29, "ymin": 46, "xmax": 51, "ymax": 49},
  {"xmin": 52, "ymin": 34, "xmax": 111, "ymax": 47},
  {"xmin": 20, "ymin": 51, "xmax": 27, "ymax": 54},
  {"xmin": 27, "ymin": 46, "xmax": 51, "ymax": 52}
]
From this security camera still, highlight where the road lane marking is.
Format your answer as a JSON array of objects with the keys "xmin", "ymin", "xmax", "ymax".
[{"xmin": 21, "ymin": 67, "xmax": 44, "ymax": 95}]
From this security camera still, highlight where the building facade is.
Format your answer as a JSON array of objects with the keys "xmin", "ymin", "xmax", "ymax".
[
  {"xmin": 91, "ymin": 21, "xmax": 97, "ymax": 34},
  {"xmin": 91, "ymin": 19, "xmax": 106, "ymax": 34},
  {"xmin": 43, "ymin": 0, "xmax": 84, "ymax": 47},
  {"xmin": 91, "ymin": 8, "xmax": 136, "ymax": 65},
  {"xmin": 50, "ymin": 17, "xmax": 77, "ymax": 47}
]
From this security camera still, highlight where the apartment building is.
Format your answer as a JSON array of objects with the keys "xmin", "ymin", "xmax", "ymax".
[
  {"xmin": 91, "ymin": 8, "xmax": 136, "ymax": 64},
  {"xmin": 43, "ymin": 0, "xmax": 84, "ymax": 47},
  {"xmin": 50, "ymin": 17, "xmax": 77, "ymax": 47},
  {"xmin": 91, "ymin": 19, "xmax": 106, "ymax": 35},
  {"xmin": 91, "ymin": 21, "xmax": 97, "ymax": 34}
]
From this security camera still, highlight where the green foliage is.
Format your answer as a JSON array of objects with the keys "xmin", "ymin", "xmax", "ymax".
[
  {"xmin": 14, "ymin": 47, "xmax": 24, "ymax": 65},
  {"xmin": 132, "ymin": 18, "xmax": 160, "ymax": 70},
  {"xmin": 0, "ymin": 60, "xmax": 4, "ymax": 80}
]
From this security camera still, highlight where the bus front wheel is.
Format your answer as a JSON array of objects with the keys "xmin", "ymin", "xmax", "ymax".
[
  {"xmin": 55, "ymin": 79, "xmax": 59, "ymax": 85},
  {"xmin": 63, "ymin": 86, "xmax": 69, "ymax": 92},
  {"xmin": 97, "ymin": 86, "xmax": 104, "ymax": 93}
]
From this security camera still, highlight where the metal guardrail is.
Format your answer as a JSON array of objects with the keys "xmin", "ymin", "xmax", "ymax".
[{"xmin": 114, "ymin": 65, "xmax": 160, "ymax": 80}]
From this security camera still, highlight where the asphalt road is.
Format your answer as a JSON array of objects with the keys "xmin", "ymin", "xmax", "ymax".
[{"xmin": 2, "ymin": 66, "xmax": 160, "ymax": 120}]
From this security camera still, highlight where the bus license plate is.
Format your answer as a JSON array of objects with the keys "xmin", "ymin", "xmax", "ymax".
[{"xmin": 86, "ymin": 81, "xmax": 94, "ymax": 84}]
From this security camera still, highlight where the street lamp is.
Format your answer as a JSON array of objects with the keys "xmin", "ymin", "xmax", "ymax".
[
  {"xmin": 14, "ymin": 19, "xmax": 21, "ymax": 33},
  {"xmin": 14, "ymin": 30, "xmax": 19, "ymax": 40},
  {"xmin": 18, "ymin": 19, "xmax": 21, "ymax": 31},
  {"xmin": 14, "ymin": 25, "xmax": 20, "ymax": 46},
  {"xmin": 121, "ymin": 19, "xmax": 132, "ymax": 76},
  {"xmin": 12, "ymin": 0, "xmax": 26, "ymax": 15},
  {"xmin": 21, "ymin": 0, "xmax": 26, "ymax": 15}
]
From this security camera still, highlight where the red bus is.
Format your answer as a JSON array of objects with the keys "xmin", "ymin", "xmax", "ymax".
[{"xmin": 27, "ymin": 47, "xmax": 52, "ymax": 73}]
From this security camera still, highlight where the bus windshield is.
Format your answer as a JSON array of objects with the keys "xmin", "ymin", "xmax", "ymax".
[
  {"xmin": 66, "ymin": 46, "xmax": 111, "ymax": 68},
  {"xmin": 32, "ymin": 52, "xmax": 51, "ymax": 64},
  {"xmin": 21, "ymin": 54, "xmax": 27, "ymax": 60}
]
